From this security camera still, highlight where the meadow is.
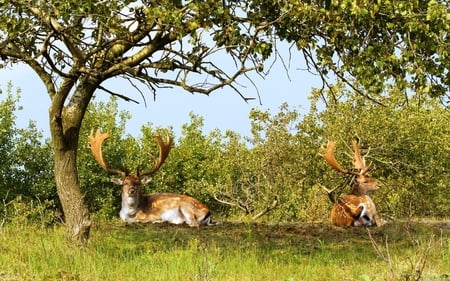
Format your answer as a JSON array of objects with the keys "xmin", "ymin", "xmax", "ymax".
[{"xmin": 0, "ymin": 219, "xmax": 449, "ymax": 281}]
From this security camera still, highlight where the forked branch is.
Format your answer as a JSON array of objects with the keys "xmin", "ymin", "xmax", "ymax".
[{"xmin": 318, "ymin": 183, "xmax": 339, "ymax": 203}]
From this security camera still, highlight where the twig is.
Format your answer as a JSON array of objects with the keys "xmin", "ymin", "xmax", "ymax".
[
  {"xmin": 1, "ymin": 190, "xmax": 12, "ymax": 228},
  {"xmin": 366, "ymin": 227, "xmax": 396, "ymax": 279}
]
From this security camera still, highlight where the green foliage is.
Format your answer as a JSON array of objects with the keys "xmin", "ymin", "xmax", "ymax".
[
  {"xmin": 1, "ymin": 0, "xmax": 295, "ymax": 242},
  {"xmin": 1, "ymin": 82, "xmax": 448, "ymax": 224},
  {"xmin": 145, "ymin": 114, "xmax": 226, "ymax": 213},
  {"xmin": 0, "ymin": 83, "xmax": 56, "ymax": 225},
  {"xmin": 1, "ymin": 1, "xmax": 448, "ymax": 102},
  {"xmin": 212, "ymin": 104, "xmax": 320, "ymax": 221},
  {"xmin": 251, "ymin": 0, "xmax": 450, "ymax": 100},
  {"xmin": 308, "ymin": 84, "xmax": 450, "ymax": 218},
  {"xmin": 5, "ymin": 196, "xmax": 57, "ymax": 227},
  {"xmin": 0, "ymin": 0, "xmax": 271, "ymax": 99},
  {"xmin": 2, "ymin": 0, "xmax": 449, "ymax": 244}
]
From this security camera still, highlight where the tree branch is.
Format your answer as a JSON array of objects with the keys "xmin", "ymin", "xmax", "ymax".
[
  {"xmin": 96, "ymin": 85, "xmax": 139, "ymax": 104},
  {"xmin": 251, "ymin": 198, "xmax": 278, "ymax": 221}
]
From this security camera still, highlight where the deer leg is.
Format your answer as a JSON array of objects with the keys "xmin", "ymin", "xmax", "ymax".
[
  {"xmin": 198, "ymin": 211, "xmax": 213, "ymax": 226},
  {"xmin": 353, "ymin": 206, "xmax": 368, "ymax": 227},
  {"xmin": 338, "ymin": 198, "xmax": 365, "ymax": 219},
  {"xmin": 179, "ymin": 207, "xmax": 199, "ymax": 227},
  {"xmin": 373, "ymin": 214, "xmax": 387, "ymax": 227}
]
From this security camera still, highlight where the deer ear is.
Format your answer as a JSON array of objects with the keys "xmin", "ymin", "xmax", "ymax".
[
  {"xmin": 141, "ymin": 177, "xmax": 152, "ymax": 185},
  {"xmin": 111, "ymin": 178, "xmax": 124, "ymax": 185}
]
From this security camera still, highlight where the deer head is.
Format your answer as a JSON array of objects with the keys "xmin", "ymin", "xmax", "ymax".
[
  {"xmin": 322, "ymin": 140, "xmax": 380, "ymax": 195},
  {"xmin": 88, "ymin": 129, "xmax": 172, "ymax": 198}
]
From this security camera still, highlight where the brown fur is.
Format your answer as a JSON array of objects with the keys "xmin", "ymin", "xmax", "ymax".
[
  {"xmin": 118, "ymin": 175, "xmax": 211, "ymax": 226},
  {"xmin": 323, "ymin": 141, "xmax": 386, "ymax": 228}
]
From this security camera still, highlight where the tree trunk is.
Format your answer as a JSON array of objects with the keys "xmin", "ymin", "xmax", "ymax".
[
  {"xmin": 49, "ymin": 80, "xmax": 96, "ymax": 246},
  {"xmin": 53, "ymin": 146, "xmax": 91, "ymax": 245}
]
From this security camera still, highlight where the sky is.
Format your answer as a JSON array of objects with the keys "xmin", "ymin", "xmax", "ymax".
[{"xmin": 0, "ymin": 45, "xmax": 321, "ymax": 139}]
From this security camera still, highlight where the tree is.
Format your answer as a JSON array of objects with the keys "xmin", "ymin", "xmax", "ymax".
[{"xmin": 0, "ymin": 0, "xmax": 271, "ymax": 244}]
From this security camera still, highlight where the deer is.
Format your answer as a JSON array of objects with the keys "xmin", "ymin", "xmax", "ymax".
[
  {"xmin": 88, "ymin": 129, "xmax": 213, "ymax": 227},
  {"xmin": 321, "ymin": 140, "xmax": 386, "ymax": 228}
]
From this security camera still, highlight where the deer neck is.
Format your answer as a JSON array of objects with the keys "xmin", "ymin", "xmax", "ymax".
[
  {"xmin": 350, "ymin": 183, "xmax": 366, "ymax": 196},
  {"xmin": 120, "ymin": 190, "xmax": 146, "ymax": 217}
]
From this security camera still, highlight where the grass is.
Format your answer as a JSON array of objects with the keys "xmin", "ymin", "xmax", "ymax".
[{"xmin": 0, "ymin": 219, "xmax": 449, "ymax": 281}]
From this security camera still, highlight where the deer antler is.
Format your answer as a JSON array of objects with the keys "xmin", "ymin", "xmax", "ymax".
[
  {"xmin": 88, "ymin": 129, "xmax": 126, "ymax": 177},
  {"xmin": 139, "ymin": 131, "xmax": 173, "ymax": 177},
  {"xmin": 351, "ymin": 140, "xmax": 368, "ymax": 174},
  {"xmin": 322, "ymin": 141, "xmax": 349, "ymax": 174}
]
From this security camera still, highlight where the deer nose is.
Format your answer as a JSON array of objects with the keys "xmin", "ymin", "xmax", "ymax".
[{"xmin": 128, "ymin": 188, "xmax": 136, "ymax": 195}]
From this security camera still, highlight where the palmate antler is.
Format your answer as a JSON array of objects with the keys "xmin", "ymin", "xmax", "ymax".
[
  {"xmin": 322, "ymin": 140, "xmax": 369, "ymax": 176},
  {"xmin": 139, "ymin": 132, "xmax": 173, "ymax": 177},
  {"xmin": 351, "ymin": 140, "xmax": 369, "ymax": 174},
  {"xmin": 88, "ymin": 129, "xmax": 173, "ymax": 177},
  {"xmin": 322, "ymin": 141, "xmax": 349, "ymax": 174},
  {"xmin": 88, "ymin": 129, "xmax": 127, "ymax": 177}
]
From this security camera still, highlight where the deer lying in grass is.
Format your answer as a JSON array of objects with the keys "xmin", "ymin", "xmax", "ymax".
[
  {"xmin": 88, "ymin": 129, "xmax": 212, "ymax": 227},
  {"xmin": 322, "ymin": 140, "xmax": 386, "ymax": 228}
]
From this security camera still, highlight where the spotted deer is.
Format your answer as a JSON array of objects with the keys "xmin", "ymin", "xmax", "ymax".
[
  {"xmin": 322, "ymin": 140, "xmax": 386, "ymax": 228},
  {"xmin": 88, "ymin": 129, "xmax": 212, "ymax": 227}
]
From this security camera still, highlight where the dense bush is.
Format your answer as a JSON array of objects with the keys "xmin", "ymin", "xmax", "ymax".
[
  {"xmin": 0, "ymin": 83, "xmax": 56, "ymax": 226},
  {"xmin": 1, "ymin": 83, "xmax": 448, "ymax": 225}
]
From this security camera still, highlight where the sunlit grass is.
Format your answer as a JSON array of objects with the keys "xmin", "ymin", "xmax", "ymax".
[{"xmin": 0, "ymin": 220, "xmax": 449, "ymax": 281}]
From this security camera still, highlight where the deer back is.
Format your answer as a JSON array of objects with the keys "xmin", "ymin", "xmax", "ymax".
[{"xmin": 135, "ymin": 193, "xmax": 211, "ymax": 226}]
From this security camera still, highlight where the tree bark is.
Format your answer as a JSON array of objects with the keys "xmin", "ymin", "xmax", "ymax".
[
  {"xmin": 53, "ymin": 146, "xmax": 91, "ymax": 245},
  {"xmin": 49, "ymin": 79, "xmax": 96, "ymax": 246}
]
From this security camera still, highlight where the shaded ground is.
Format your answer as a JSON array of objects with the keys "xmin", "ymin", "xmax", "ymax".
[{"xmin": 92, "ymin": 218, "xmax": 450, "ymax": 258}]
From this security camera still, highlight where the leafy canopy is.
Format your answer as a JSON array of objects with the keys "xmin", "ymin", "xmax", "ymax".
[
  {"xmin": 1, "ymin": 0, "xmax": 449, "ymax": 104},
  {"xmin": 249, "ymin": 0, "xmax": 450, "ymax": 103},
  {"xmin": 0, "ymin": 0, "xmax": 275, "ymax": 101}
]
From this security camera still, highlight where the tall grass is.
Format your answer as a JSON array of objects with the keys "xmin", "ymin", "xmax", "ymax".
[{"xmin": 0, "ymin": 220, "xmax": 449, "ymax": 281}]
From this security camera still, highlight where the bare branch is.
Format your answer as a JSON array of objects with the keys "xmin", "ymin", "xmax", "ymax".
[
  {"xmin": 1, "ymin": 190, "xmax": 12, "ymax": 228},
  {"xmin": 213, "ymin": 193, "xmax": 250, "ymax": 214},
  {"xmin": 251, "ymin": 198, "xmax": 278, "ymax": 221},
  {"xmin": 97, "ymin": 85, "xmax": 140, "ymax": 104}
]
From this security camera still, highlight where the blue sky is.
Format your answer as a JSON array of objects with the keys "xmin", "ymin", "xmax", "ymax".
[{"xmin": 0, "ymin": 44, "xmax": 321, "ymax": 139}]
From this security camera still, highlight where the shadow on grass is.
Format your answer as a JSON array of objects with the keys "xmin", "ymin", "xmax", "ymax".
[{"xmin": 90, "ymin": 219, "xmax": 450, "ymax": 265}]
